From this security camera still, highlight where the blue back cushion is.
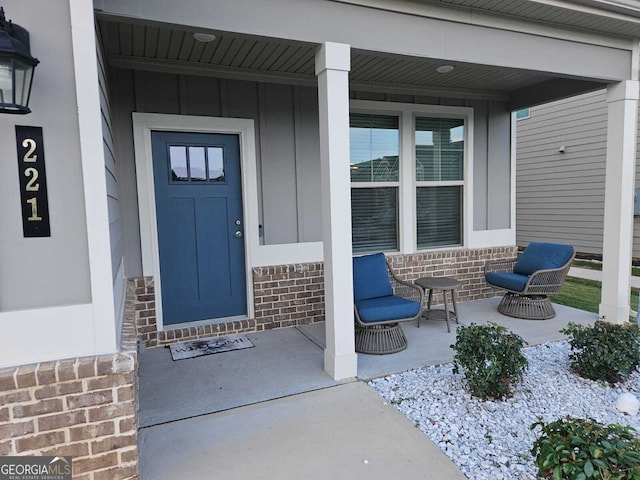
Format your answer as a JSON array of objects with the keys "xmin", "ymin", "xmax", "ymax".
[
  {"xmin": 353, "ymin": 253, "xmax": 393, "ymax": 301},
  {"xmin": 513, "ymin": 242, "xmax": 574, "ymax": 276}
]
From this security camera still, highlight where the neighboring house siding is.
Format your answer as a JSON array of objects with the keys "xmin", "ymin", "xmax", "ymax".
[
  {"xmin": 516, "ymin": 89, "xmax": 615, "ymax": 255},
  {"xmin": 97, "ymin": 26, "xmax": 125, "ymax": 330}
]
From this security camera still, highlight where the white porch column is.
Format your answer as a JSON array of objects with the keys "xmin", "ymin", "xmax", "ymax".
[
  {"xmin": 599, "ymin": 80, "xmax": 639, "ymax": 324},
  {"xmin": 316, "ymin": 42, "xmax": 358, "ymax": 380}
]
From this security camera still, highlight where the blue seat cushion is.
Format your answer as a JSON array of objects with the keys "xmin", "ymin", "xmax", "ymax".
[
  {"xmin": 513, "ymin": 242, "xmax": 574, "ymax": 276},
  {"xmin": 353, "ymin": 253, "xmax": 393, "ymax": 301},
  {"xmin": 485, "ymin": 272, "xmax": 530, "ymax": 292},
  {"xmin": 355, "ymin": 295, "xmax": 421, "ymax": 323}
]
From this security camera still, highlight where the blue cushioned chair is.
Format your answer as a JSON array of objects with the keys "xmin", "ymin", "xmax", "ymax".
[
  {"xmin": 484, "ymin": 242, "xmax": 575, "ymax": 319},
  {"xmin": 353, "ymin": 253, "xmax": 423, "ymax": 354}
]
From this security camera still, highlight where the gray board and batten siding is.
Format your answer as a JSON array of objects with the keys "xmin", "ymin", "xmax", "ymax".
[
  {"xmin": 108, "ymin": 69, "xmax": 513, "ymax": 278},
  {"xmin": 97, "ymin": 24, "xmax": 126, "ymax": 333},
  {"xmin": 516, "ymin": 89, "xmax": 640, "ymax": 258}
]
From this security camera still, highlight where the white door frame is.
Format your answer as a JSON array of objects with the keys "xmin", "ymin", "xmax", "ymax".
[{"xmin": 132, "ymin": 113, "xmax": 258, "ymax": 331}]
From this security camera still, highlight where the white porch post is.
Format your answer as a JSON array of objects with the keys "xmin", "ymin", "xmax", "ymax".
[
  {"xmin": 316, "ymin": 42, "xmax": 358, "ymax": 380},
  {"xmin": 599, "ymin": 80, "xmax": 639, "ymax": 324}
]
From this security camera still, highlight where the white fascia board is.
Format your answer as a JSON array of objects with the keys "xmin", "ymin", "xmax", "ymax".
[{"xmin": 333, "ymin": 0, "xmax": 636, "ymax": 49}]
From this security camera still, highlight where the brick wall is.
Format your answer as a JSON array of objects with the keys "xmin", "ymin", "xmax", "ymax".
[
  {"xmin": 132, "ymin": 263, "xmax": 324, "ymax": 349},
  {"xmin": 133, "ymin": 278, "xmax": 256, "ymax": 349},
  {"xmin": 0, "ymin": 288, "xmax": 139, "ymax": 480},
  {"xmin": 133, "ymin": 247, "xmax": 513, "ymax": 349},
  {"xmin": 252, "ymin": 263, "xmax": 325, "ymax": 331},
  {"xmin": 387, "ymin": 246, "xmax": 518, "ymax": 304}
]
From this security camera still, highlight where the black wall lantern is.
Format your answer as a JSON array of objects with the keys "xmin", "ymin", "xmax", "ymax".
[{"xmin": 0, "ymin": 6, "xmax": 38, "ymax": 114}]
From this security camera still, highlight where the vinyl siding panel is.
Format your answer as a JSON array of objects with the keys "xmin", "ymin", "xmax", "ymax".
[
  {"xmin": 470, "ymin": 100, "xmax": 489, "ymax": 230},
  {"xmin": 108, "ymin": 68, "xmax": 142, "ymax": 277},
  {"xmin": 294, "ymin": 87, "xmax": 322, "ymax": 242},
  {"xmin": 258, "ymin": 83, "xmax": 299, "ymax": 244},
  {"xmin": 487, "ymin": 101, "xmax": 511, "ymax": 229},
  {"xmin": 465, "ymin": 99, "xmax": 512, "ymax": 231},
  {"xmin": 97, "ymin": 24, "xmax": 125, "ymax": 325},
  {"xmin": 516, "ymin": 89, "xmax": 640, "ymax": 257}
]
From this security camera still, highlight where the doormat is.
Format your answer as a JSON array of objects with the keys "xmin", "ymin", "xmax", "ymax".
[{"xmin": 170, "ymin": 334, "xmax": 255, "ymax": 361}]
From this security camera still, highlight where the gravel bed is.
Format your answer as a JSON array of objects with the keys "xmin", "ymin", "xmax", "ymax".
[{"xmin": 368, "ymin": 341, "xmax": 640, "ymax": 480}]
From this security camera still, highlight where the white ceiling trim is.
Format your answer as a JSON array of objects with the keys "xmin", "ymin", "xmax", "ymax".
[
  {"xmin": 350, "ymin": 80, "xmax": 509, "ymax": 101},
  {"xmin": 108, "ymin": 55, "xmax": 319, "ymax": 87}
]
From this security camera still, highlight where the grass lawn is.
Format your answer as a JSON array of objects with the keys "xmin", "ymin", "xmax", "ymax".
[{"xmin": 550, "ymin": 276, "xmax": 639, "ymax": 314}]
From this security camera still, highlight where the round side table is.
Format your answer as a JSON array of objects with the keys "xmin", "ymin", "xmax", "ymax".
[{"xmin": 414, "ymin": 277, "xmax": 462, "ymax": 332}]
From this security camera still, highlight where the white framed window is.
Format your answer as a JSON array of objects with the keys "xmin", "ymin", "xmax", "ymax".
[
  {"xmin": 350, "ymin": 101, "xmax": 473, "ymax": 254},
  {"xmin": 349, "ymin": 113, "xmax": 400, "ymax": 253},
  {"xmin": 415, "ymin": 117, "xmax": 464, "ymax": 248},
  {"xmin": 515, "ymin": 108, "xmax": 530, "ymax": 120}
]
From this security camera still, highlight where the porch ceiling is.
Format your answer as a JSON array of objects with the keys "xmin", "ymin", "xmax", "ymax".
[{"xmin": 98, "ymin": 17, "xmax": 607, "ymax": 104}]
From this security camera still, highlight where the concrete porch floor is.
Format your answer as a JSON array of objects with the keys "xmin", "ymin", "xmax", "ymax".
[{"xmin": 138, "ymin": 297, "xmax": 596, "ymax": 479}]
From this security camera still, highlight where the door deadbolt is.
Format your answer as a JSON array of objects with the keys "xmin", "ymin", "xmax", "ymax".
[{"xmin": 235, "ymin": 219, "xmax": 241, "ymax": 226}]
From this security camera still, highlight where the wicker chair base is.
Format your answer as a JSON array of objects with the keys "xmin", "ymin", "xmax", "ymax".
[
  {"xmin": 498, "ymin": 293, "xmax": 556, "ymax": 320},
  {"xmin": 355, "ymin": 323, "xmax": 407, "ymax": 355}
]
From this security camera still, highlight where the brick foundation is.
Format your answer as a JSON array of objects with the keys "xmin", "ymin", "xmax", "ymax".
[
  {"xmin": 387, "ymin": 246, "xmax": 518, "ymax": 304},
  {"xmin": 252, "ymin": 263, "xmax": 325, "ymax": 330},
  {"xmin": 132, "ymin": 278, "xmax": 257, "ymax": 349},
  {"xmin": 0, "ymin": 290, "xmax": 139, "ymax": 480},
  {"xmin": 133, "ymin": 246, "xmax": 514, "ymax": 349}
]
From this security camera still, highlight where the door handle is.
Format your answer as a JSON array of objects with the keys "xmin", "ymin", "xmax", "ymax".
[{"xmin": 235, "ymin": 231, "xmax": 243, "ymax": 238}]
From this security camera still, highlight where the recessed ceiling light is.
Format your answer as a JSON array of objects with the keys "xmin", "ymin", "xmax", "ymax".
[
  {"xmin": 193, "ymin": 32, "xmax": 216, "ymax": 43},
  {"xmin": 436, "ymin": 64, "xmax": 455, "ymax": 74}
]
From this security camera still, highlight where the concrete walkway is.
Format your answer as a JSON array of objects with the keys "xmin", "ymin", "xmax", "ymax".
[
  {"xmin": 137, "ymin": 298, "xmax": 596, "ymax": 480},
  {"xmin": 139, "ymin": 382, "xmax": 466, "ymax": 480}
]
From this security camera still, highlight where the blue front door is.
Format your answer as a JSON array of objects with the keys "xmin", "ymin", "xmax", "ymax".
[{"xmin": 151, "ymin": 131, "xmax": 246, "ymax": 325}]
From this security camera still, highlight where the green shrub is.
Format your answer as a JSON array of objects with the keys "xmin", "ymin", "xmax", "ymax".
[
  {"xmin": 451, "ymin": 322, "xmax": 527, "ymax": 400},
  {"xmin": 561, "ymin": 321, "xmax": 640, "ymax": 383},
  {"xmin": 531, "ymin": 416, "xmax": 640, "ymax": 480}
]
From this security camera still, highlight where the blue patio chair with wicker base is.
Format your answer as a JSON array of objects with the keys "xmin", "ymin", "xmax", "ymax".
[
  {"xmin": 484, "ymin": 242, "xmax": 575, "ymax": 320},
  {"xmin": 353, "ymin": 253, "xmax": 423, "ymax": 354}
]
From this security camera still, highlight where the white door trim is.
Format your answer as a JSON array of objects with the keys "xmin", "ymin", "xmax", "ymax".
[{"xmin": 132, "ymin": 113, "xmax": 258, "ymax": 331}]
